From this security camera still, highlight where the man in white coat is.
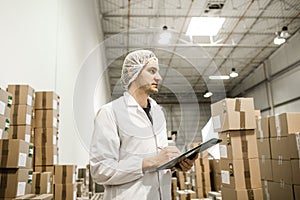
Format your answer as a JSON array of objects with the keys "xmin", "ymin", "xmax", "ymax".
[{"xmin": 90, "ymin": 50, "xmax": 197, "ymax": 200}]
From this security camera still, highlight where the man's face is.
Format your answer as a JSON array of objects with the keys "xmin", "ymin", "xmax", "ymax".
[{"xmin": 134, "ymin": 58, "xmax": 162, "ymax": 94}]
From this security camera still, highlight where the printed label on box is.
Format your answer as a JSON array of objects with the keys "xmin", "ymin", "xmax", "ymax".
[
  {"xmin": 212, "ymin": 115, "xmax": 221, "ymax": 130},
  {"xmin": 18, "ymin": 152, "xmax": 27, "ymax": 167},
  {"xmin": 17, "ymin": 182, "xmax": 26, "ymax": 196},
  {"xmin": 47, "ymin": 182, "xmax": 51, "ymax": 193},
  {"xmin": 53, "ymin": 134, "xmax": 56, "ymax": 145},
  {"xmin": 25, "ymin": 134, "xmax": 31, "ymax": 143},
  {"xmin": 221, "ymin": 170, "xmax": 230, "ymax": 184},
  {"xmin": 0, "ymin": 129, "xmax": 3, "ymax": 138},
  {"xmin": 53, "ymin": 99, "xmax": 58, "ymax": 110},
  {"xmin": 27, "ymin": 95, "xmax": 32, "ymax": 106},
  {"xmin": 54, "ymin": 155, "xmax": 58, "ymax": 165},
  {"xmin": 219, "ymin": 145, "xmax": 228, "ymax": 158},
  {"xmin": 0, "ymin": 101, "xmax": 5, "ymax": 115},
  {"xmin": 26, "ymin": 114, "xmax": 31, "ymax": 125},
  {"xmin": 53, "ymin": 117, "xmax": 57, "ymax": 128}
]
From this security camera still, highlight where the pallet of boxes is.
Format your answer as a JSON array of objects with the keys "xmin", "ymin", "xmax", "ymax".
[
  {"xmin": 257, "ymin": 113, "xmax": 300, "ymax": 200},
  {"xmin": 211, "ymin": 98, "xmax": 263, "ymax": 200},
  {"xmin": 33, "ymin": 91, "xmax": 77, "ymax": 200},
  {"xmin": 0, "ymin": 85, "xmax": 34, "ymax": 199}
]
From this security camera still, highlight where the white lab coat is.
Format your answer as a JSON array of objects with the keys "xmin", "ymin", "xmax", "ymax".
[{"xmin": 90, "ymin": 92, "xmax": 171, "ymax": 200}]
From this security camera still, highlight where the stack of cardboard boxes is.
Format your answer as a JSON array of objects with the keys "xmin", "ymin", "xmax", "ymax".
[
  {"xmin": 211, "ymin": 98, "xmax": 263, "ymax": 200},
  {"xmin": 209, "ymin": 159, "xmax": 222, "ymax": 192},
  {"xmin": 34, "ymin": 92, "xmax": 59, "ymax": 172},
  {"xmin": 0, "ymin": 85, "xmax": 34, "ymax": 199},
  {"xmin": 190, "ymin": 151, "xmax": 211, "ymax": 198},
  {"xmin": 258, "ymin": 113, "xmax": 300, "ymax": 200},
  {"xmin": 53, "ymin": 165, "xmax": 77, "ymax": 200}
]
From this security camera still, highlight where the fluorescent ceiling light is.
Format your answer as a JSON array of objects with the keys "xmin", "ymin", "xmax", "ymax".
[
  {"xmin": 204, "ymin": 91, "xmax": 213, "ymax": 98},
  {"xmin": 209, "ymin": 75, "xmax": 230, "ymax": 80},
  {"xmin": 186, "ymin": 17, "xmax": 225, "ymax": 36},
  {"xmin": 274, "ymin": 36, "xmax": 286, "ymax": 45},
  {"xmin": 229, "ymin": 68, "xmax": 238, "ymax": 78}
]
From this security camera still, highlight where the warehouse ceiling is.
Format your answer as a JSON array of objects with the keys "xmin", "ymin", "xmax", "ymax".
[{"xmin": 97, "ymin": 0, "xmax": 300, "ymax": 103}]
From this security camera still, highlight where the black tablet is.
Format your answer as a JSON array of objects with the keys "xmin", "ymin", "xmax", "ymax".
[{"xmin": 156, "ymin": 138, "xmax": 222, "ymax": 171}]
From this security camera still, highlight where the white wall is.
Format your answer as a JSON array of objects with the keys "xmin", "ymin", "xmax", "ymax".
[
  {"xmin": 0, "ymin": 0, "xmax": 110, "ymax": 167},
  {"xmin": 230, "ymin": 32, "xmax": 300, "ymax": 117}
]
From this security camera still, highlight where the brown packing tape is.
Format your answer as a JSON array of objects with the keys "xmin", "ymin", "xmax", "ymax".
[
  {"xmin": 13, "ymin": 105, "xmax": 19, "ymax": 125},
  {"xmin": 12, "ymin": 125, "xmax": 18, "ymax": 139},
  {"xmin": 42, "ymin": 145, "xmax": 46, "ymax": 165},
  {"xmin": 62, "ymin": 165, "xmax": 67, "ymax": 184},
  {"xmin": 42, "ymin": 131, "xmax": 47, "ymax": 144},
  {"xmin": 15, "ymin": 85, "xmax": 20, "ymax": 104},
  {"xmin": 36, "ymin": 173, "xmax": 41, "ymax": 194},
  {"xmin": 0, "ymin": 171, "xmax": 8, "ymax": 197},
  {"xmin": 240, "ymin": 112, "xmax": 246, "ymax": 129},
  {"xmin": 247, "ymin": 189, "xmax": 254, "ymax": 200},
  {"xmin": 42, "ymin": 110, "xmax": 47, "ymax": 128},
  {"xmin": 42, "ymin": 92, "xmax": 47, "ymax": 108},
  {"xmin": 62, "ymin": 184, "xmax": 67, "ymax": 199},
  {"xmin": 240, "ymin": 131, "xmax": 252, "ymax": 189},
  {"xmin": 235, "ymin": 98, "xmax": 242, "ymax": 112},
  {"xmin": 1, "ymin": 140, "xmax": 9, "ymax": 167}
]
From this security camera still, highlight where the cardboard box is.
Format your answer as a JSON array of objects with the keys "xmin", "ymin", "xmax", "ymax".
[
  {"xmin": 10, "ymin": 105, "xmax": 33, "ymax": 126},
  {"xmin": 257, "ymin": 138, "xmax": 271, "ymax": 159},
  {"xmin": 35, "ymin": 92, "xmax": 59, "ymax": 111},
  {"xmin": 7, "ymin": 85, "xmax": 35, "ymax": 106},
  {"xmin": 220, "ymin": 158, "xmax": 261, "ymax": 189},
  {"xmin": 270, "ymin": 137, "xmax": 290, "ymax": 160},
  {"xmin": 269, "ymin": 113, "xmax": 300, "ymax": 137},
  {"xmin": 34, "ymin": 110, "xmax": 59, "ymax": 129},
  {"xmin": 0, "ymin": 139, "xmax": 33, "ymax": 168},
  {"xmin": 291, "ymin": 159, "xmax": 300, "ymax": 185},
  {"xmin": 294, "ymin": 184, "xmax": 300, "ymax": 200},
  {"xmin": 35, "ymin": 146, "xmax": 58, "ymax": 166},
  {"xmin": 32, "ymin": 172, "xmax": 52, "ymax": 194},
  {"xmin": 256, "ymin": 116, "xmax": 269, "ymax": 138},
  {"xmin": 288, "ymin": 133, "xmax": 300, "ymax": 159},
  {"xmin": 221, "ymin": 187, "xmax": 263, "ymax": 200},
  {"xmin": 267, "ymin": 181, "xmax": 293, "ymax": 200},
  {"xmin": 0, "ymin": 115, "xmax": 10, "ymax": 139},
  {"xmin": 54, "ymin": 165, "xmax": 76, "ymax": 184},
  {"xmin": 0, "ymin": 168, "xmax": 33, "ymax": 198},
  {"xmin": 211, "ymin": 98, "xmax": 256, "ymax": 132},
  {"xmin": 271, "ymin": 159, "xmax": 292, "ymax": 184},
  {"xmin": 0, "ymin": 88, "xmax": 12, "ymax": 118},
  {"xmin": 34, "ymin": 128, "xmax": 58, "ymax": 147},
  {"xmin": 8, "ymin": 125, "xmax": 32, "ymax": 143},
  {"xmin": 219, "ymin": 130, "xmax": 258, "ymax": 160},
  {"xmin": 31, "ymin": 194, "xmax": 53, "ymax": 200},
  {"xmin": 259, "ymin": 158, "xmax": 272, "ymax": 180},
  {"xmin": 53, "ymin": 184, "xmax": 76, "ymax": 200}
]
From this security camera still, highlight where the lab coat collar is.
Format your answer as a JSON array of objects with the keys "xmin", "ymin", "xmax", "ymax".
[{"xmin": 123, "ymin": 92, "xmax": 158, "ymax": 108}]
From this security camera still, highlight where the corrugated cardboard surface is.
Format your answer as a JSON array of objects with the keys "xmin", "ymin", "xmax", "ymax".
[
  {"xmin": 0, "ymin": 139, "xmax": 33, "ymax": 168},
  {"xmin": 0, "ymin": 168, "xmax": 33, "ymax": 198},
  {"xmin": 53, "ymin": 184, "xmax": 76, "ymax": 200},
  {"xmin": 271, "ymin": 159, "xmax": 292, "ymax": 184},
  {"xmin": 259, "ymin": 158, "xmax": 273, "ymax": 181},
  {"xmin": 34, "ymin": 128, "xmax": 58, "ymax": 148},
  {"xmin": 269, "ymin": 113, "xmax": 300, "ymax": 138},
  {"xmin": 256, "ymin": 117, "xmax": 269, "ymax": 139},
  {"xmin": 8, "ymin": 125, "xmax": 32, "ymax": 143},
  {"xmin": 288, "ymin": 133, "xmax": 300, "ymax": 159},
  {"xmin": 270, "ymin": 136, "xmax": 290, "ymax": 160},
  {"xmin": 220, "ymin": 158, "xmax": 261, "ymax": 189},
  {"xmin": 257, "ymin": 138, "xmax": 271, "ymax": 159},
  {"xmin": 219, "ymin": 130, "xmax": 258, "ymax": 160},
  {"xmin": 267, "ymin": 181, "xmax": 293, "ymax": 200},
  {"xmin": 211, "ymin": 98, "xmax": 256, "ymax": 132},
  {"xmin": 35, "ymin": 91, "xmax": 59, "ymax": 111},
  {"xmin": 7, "ymin": 85, "xmax": 34, "ymax": 106},
  {"xmin": 291, "ymin": 159, "xmax": 300, "ymax": 185},
  {"xmin": 10, "ymin": 105, "xmax": 33, "ymax": 126},
  {"xmin": 0, "ymin": 88, "xmax": 12, "ymax": 118},
  {"xmin": 34, "ymin": 146, "xmax": 58, "ymax": 166},
  {"xmin": 34, "ymin": 110, "xmax": 59, "ymax": 129}
]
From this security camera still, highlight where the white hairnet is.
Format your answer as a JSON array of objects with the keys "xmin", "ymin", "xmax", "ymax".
[{"xmin": 121, "ymin": 50, "xmax": 157, "ymax": 90}]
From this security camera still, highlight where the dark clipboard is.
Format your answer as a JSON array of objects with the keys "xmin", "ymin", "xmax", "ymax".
[{"xmin": 156, "ymin": 138, "xmax": 222, "ymax": 171}]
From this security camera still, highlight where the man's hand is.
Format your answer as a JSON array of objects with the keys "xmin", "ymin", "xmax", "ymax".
[
  {"xmin": 177, "ymin": 153, "xmax": 199, "ymax": 172},
  {"xmin": 142, "ymin": 146, "xmax": 181, "ymax": 170}
]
